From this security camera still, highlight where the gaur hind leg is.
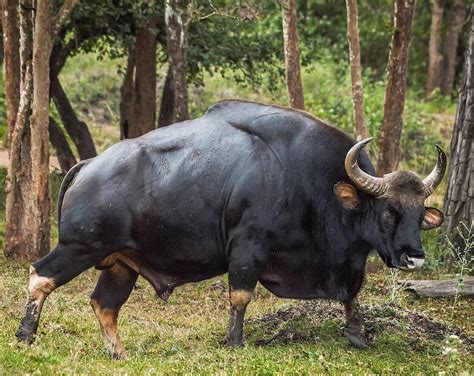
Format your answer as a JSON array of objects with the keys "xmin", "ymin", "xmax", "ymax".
[
  {"xmin": 90, "ymin": 260, "xmax": 138, "ymax": 358},
  {"xmin": 224, "ymin": 241, "xmax": 268, "ymax": 347},
  {"xmin": 16, "ymin": 243, "xmax": 111, "ymax": 344},
  {"xmin": 344, "ymin": 298, "xmax": 367, "ymax": 349}
]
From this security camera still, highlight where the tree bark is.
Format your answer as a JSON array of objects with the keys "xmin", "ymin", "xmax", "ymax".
[
  {"xmin": 0, "ymin": 14, "xmax": 4, "ymax": 67},
  {"xmin": 49, "ymin": 117, "xmax": 76, "ymax": 174},
  {"xmin": 426, "ymin": 0, "xmax": 444, "ymax": 96},
  {"xmin": 441, "ymin": 0, "xmax": 467, "ymax": 96},
  {"xmin": 119, "ymin": 45, "xmax": 135, "ymax": 139},
  {"xmin": 4, "ymin": 0, "xmax": 77, "ymax": 260},
  {"xmin": 51, "ymin": 73, "xmax": 97, "ymax": 158},
  {"xmin": 2, "ymin": 0, "xmax": 21, "ymax": 146},
  {"xmin": 158, "ymin": 65, "xmax": 175, "ymax": 128},
  {"xmin": 402, "ymin": 277, "xmax": 474, "ymax": 298},
  {"xmin": 443, "ymin": 8, "xmax": 473, "ymax": 254},
  {"xmin": 377, "ymin": 0, "xmax": 416, "ymax": 176},
  {"xmin": 119, "ymin": 23, "xmax": 157, "ymax": 139},
  {"xmin": 28, "ymin": 0, "xmax": 55, "ymax": 258},
  {"xmin": 281, "ymin": 0, "xmax": 305, "ymax": 110},
  {"xmin": 345, "ymin": 0, "xmax": 367, "ymax": 140},
  {"xmin": 165, "ymin": 0, "xmax": 192, "ymax": 123},
  {"xmin": 5, "ymin": 0, "xmax": 34, "ymax": 260}
]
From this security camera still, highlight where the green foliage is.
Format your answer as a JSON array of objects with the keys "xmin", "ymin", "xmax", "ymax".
[
  {"xmin": 188, "ymin": 2, "xmax": 284, "ymax": 90},
  {"xmin": 296, "ymin": 0, "xmax": 454, "ymax": 91},
  {"xmin": 61, "ymin": 0, "xmax": 285, "ymax": 91}
]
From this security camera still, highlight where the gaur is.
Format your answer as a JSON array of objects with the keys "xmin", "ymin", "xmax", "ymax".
[{"xmin": 17, "ymin": 100, "xmax": 446, "ymax": 357}]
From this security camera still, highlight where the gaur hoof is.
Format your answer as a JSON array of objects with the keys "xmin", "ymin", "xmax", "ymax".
[
  {"xmin": 344, "ymin": 330, "xmax": 368, "ymax": 349},
  {"xmin": 109, "ymin": 349, "xmax": 125, "ymax": 360},
  {"xmin": 16, "ymin": 327, "xmax": 36, "ymax": 345},
  {"xmin": 223, "ymin": 337, "xmax": 244, "ymax": 348}
]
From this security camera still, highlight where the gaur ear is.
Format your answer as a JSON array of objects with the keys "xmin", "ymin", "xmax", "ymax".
[
  {"xmin": 334, "ymin": 182, "xmax": 360, "ymax": 209},
  {"xmin": 421, "ymin": 207, "xmax": 444, "ymax": 230}
]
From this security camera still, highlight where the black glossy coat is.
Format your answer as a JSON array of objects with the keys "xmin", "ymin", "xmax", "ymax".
[{"xmin": 40, "ymin": 100, "xmax": 376, "ymax": 303}]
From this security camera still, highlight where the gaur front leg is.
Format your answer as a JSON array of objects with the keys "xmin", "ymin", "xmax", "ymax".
[
  {"xmin": 90, "ymin": 260, "xmax": 138, "ymax": 358},
  {"xmin": 225, "ymin": 289, "xmax": 253, "ymax": 347},
  {"xmin": 344, "ymin": 298, "xmax": 367, "ymax": 349},
  {"xmin": 224, "ymin": 238, "xmax": 267, "ymax": 347}
]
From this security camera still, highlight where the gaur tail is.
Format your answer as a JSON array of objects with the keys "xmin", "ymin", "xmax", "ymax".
[{"xmin": 57, "ymin": 159, "xmax": 92, "ymax": 230}]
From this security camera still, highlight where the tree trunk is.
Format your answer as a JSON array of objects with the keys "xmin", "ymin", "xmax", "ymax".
[
  {"xmin": 443, "ymin": 8, "xmax": 473, "ymax": 254},
  {"xmin": 158, "ymin": 65, "xmax": 175, "ymax": 128},
  {"xmin": 281, "ymin": 0, "xmax": 305, "ymax": 110},
  {"xmin": 5, "ymin": 0, "xmax": 34, "ymax": 260},
  {"xmin": 2, "ymin": 0, "xmax": 21, "ymax": 146},
  {"xmin": 119, "ymin": 24, "xmax": 157, "ymax": 139},
  {"xmin": 119, "ymin": 45, "xmax": 135, "ymax": 139},
  {"xmin": 49, "ymin": 37, "xmax": 95, "ymax": 161},
  {"xmin": 345, "ymin": 0, "xmax": 367, "ymax": 140},
  {"xmin": 28, "ymin": 0, "xmax": 54, "ymax": 258},
  {"xmin": 51, "ymin": 73, "xmax": 97, "ymax": 158},
  {"xmin": 441, "ymin": 0, "xmax": 467, "ymax": 96},
  {"xmin": 0, "ymin": 14, "xmax": 4, "ymax": 67},
  {"xmin": 4, "ymin": 0, "xmax": 77, "ymax": 260},
  {"xmin": 49, "ymin": 117, "xmax": 76, "ymax": 174},
  {"xmin": 165, "ymin": 0, "xmax": 192, "ymax": 123},
  {"xmin": 377, "ymin": 0, "xmax": 416, "ymax": 176},
  {"xmin": 426, "ymin": 0, "xmax": 444, "ymax": 96}
]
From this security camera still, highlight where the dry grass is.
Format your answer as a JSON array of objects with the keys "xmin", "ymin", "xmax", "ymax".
[{"xmin": 0, "ymin": 254, "xmax": 473, "ymax": 375}]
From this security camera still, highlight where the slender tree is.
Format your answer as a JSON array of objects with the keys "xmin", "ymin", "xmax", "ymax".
[
  {"xmin": 281, "ymin": 0, "xmax": 305, "ymax": 110},
  {"xmin": 441, "ymin": 0, "xmax": 467, "ymax": 96},
  {"xmin": 27, "ymin": 0, "xmax": 57, "ymax": 258},
  {"xmin": 443, "ymin": 6, "xmax": 473, "ymax": 253},
  {"xmin": 119, "ymin": 15, "xmax": 157, "ymax": 138},
  {"xmin": 2, "ymin": 0, "xmax": 21, "ymax": 146},
  {"xmin": 345, "ymin": 0, "xmax": 367, "ymax": 140},
  {"xmin": 158, "ymin": 66, "xmax": 175, "ymax": 128},
  {"xmin": 50, "ymin": 75, "xmax": 96, "ymax": 159},
  {"xmin": 49, "ymin": 117, "xmax": 76, "ymax": 173},
  {"xmin": 426, "ymin": 0, "xmax": 444, "ymax": 96},
  {"xmin": 165, "ymin": 0, "xmax": 193, "ymax": 123},
  {"xmin": 4, "ymin": 0, "xmax": 35, "ymax": 260},
  {"xmin": 377, "ymin": 0, "xmax": 416, "ymax": 176},
  {"xmin": 4, "ymin": 0, "xmax": 77, "ymax": 260}
]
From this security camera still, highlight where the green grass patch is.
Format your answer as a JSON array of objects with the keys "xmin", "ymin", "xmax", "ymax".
[{"xmin": 0, "ymin": 251, "xmax": 472, "ymax": 374}]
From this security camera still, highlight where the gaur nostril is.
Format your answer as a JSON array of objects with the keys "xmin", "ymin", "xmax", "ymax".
[{"xmin": 400, "ymin": 252, "xmax": 425, "ymax": 270}]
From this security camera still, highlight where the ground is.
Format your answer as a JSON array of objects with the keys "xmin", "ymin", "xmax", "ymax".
[{"xmin": 0, "ymin": 253, "xmax": 472, "ymax": 374}]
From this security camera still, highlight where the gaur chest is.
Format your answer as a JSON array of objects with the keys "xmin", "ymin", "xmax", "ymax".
[{"xmin": 258, "ymin": 246, "xmax": 368, "ymax": 301}]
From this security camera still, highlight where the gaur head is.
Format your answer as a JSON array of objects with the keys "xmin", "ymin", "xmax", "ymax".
[{"xmin": 335, "ymin": 138, "xmax": 446, "ymax": 271}]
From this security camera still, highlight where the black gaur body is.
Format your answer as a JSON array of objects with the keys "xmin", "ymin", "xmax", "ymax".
[{"xmin": 17, "ymin": 100, "xmax": 446, "ymax": 356}]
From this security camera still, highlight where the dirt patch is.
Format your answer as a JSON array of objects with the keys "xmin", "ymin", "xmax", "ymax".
[
  {"xmin": 0, "ymin": 149, "xmax": 60, "ymax": 170},
  {"xmin": 249, "ymin": 300, "xmax": 473, "ymax": 351}
]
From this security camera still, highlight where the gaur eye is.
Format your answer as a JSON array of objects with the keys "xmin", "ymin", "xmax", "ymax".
[{"xmin": 382, "ymin": 210, "xmax": 396, "ymax": 224}]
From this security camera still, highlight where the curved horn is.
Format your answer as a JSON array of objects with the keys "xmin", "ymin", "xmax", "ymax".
[
  {"xmin": 345, "ymin": 138, "xmax": 387, "ymax": 196},
  {"xmin": 423, "ymin": 144, "xmax": 447, "ymax": 197}
]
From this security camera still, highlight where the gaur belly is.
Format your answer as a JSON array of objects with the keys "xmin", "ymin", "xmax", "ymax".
[{"xmin": 100, "ymin": 249, "xmax": 228, "ymax": 301}]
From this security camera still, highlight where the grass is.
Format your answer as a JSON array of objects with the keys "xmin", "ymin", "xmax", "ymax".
[{"xmin": 0, "ymin": 254, "xmax": 473, "ymax": 374}]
